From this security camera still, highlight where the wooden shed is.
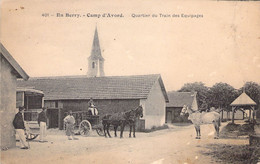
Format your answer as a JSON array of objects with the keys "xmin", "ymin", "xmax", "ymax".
[
  {"xmin": 17, "ymin": 74, "xmax": 169, "ymax": 130},
  {"xmin": 166, "ymin": 91, "xmax": 198, "ymax": 123},
  {"xmin": 0, "ymin": 43, "xmax": 29, "ymax": 149}
]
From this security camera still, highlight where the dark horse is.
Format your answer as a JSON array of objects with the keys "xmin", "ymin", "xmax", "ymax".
[{"xmin": 102, "ymin": 105, "xmax": 143, "ymax": 138}]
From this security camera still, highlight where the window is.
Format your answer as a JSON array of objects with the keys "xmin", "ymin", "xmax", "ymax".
[{"xmin": 92, "ymin": 62, "xmax": 95, "ymax": 68}]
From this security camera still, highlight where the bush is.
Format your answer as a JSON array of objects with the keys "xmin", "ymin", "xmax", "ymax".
[
  {"xmin": 202, "ymin": 144, "xmax": 260, "ymax": 164},
  {"xmin": 220, "ymin": 122, "xmax": 256, "ymax": 138},
  {"xmin": 225, "ymin": 123, "xmax": 241, "ymax": 131}
]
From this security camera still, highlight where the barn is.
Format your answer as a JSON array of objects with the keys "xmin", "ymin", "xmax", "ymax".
[
  {"xmin": 166, "ymin": 91, "xmax": 198, "ymax": 123},
  {"xmin": 17, "ymin": 74, "xmax": 169, "ymax": 130},
  {"xmin": 0, "ymin": 43, "xmax": 29, "ymax": 149}
]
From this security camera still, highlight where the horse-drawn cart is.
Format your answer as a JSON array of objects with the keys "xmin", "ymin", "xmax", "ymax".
[{"xmin": 64, "ymin": 111, "xmax": 104, "ymax": 137}]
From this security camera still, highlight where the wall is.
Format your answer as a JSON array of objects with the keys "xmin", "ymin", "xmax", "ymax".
[
  {"xmin": 143, "ymin": 80, "xmax": 166, "ymax": 129},
  {"xmin": 45, "ymin": 99, "xmax": 140, "ymax": 129},
  {"xmin": 87, "ymin": 59, "xmax": 98, "ymax": 77},
  {"xmin": 60, "ymin": 99, "xmax": 140, "ymax": 116},
  {"xmin": 0, "ymin": 55, "xmax": 17, "ymax": 149},
  {"xmin": 222, "ymin": 110, "xmax": 244, "ymax": 120}
]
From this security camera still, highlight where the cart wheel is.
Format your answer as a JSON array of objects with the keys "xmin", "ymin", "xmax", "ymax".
[
  {"xmin": 96, "ymin": 128, "xmax": 105, "ymax": 136},
  {"xmin": 79, "ymin": 120, "xmax": 92, "ymax": 136},
  {"xmin": 26, "ymin": 134, "xmax": 39, "ymax": 140}
]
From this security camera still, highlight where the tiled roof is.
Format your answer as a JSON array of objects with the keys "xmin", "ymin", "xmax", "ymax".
[
  {"xmin": 231, "ymin": 92, "xmax": 256, "ymax": 106},
  {"xmin": 17, "ymin": 74, "xmax": 168, "ymax": 101},
  {"xmin": 166, "ymin": 91, "xmax": 195, "ymax": 107},
  {"xmin": 0, "ymin": 43, "xmax": 29, "ymax": 80}
]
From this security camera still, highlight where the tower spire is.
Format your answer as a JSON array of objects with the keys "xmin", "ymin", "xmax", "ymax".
[{"xmin": 87, "ymin": 26, "xmax": 105, "ymax": 77}]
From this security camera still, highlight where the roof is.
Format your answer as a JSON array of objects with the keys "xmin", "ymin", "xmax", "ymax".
[
  {"xmin": 88, "ymin": 27, "xmax": 104, "ymax": 61},
  {"xmin": 17, "ymin": 87, "xmax": 44, "ymax": 96},
  {"xmin": 166, "ymin": 91, "xmax": 196, "ymax": 108},
  {"xmin": 0, "ymin": 43, "xmax": 29, "ymax": 80},
  {"xmin": 230, "ymin": 92, "xmax": 257, "ymax": 106},
  {"xmin": 17, "ymin": 74, "xmax": 168, "ymax": 102}
]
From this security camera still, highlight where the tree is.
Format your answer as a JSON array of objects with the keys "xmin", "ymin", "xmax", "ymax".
[
  {"xmin": 208, "ymin": 82, "xmax": 238, "ymax": 110},
  {"xmin": 241, "ymin": 81, "xmax": 260, "ymax": 108},
  {"xmin": 178, "ymin": 82, "xmax": 209, "ymax": 110}
]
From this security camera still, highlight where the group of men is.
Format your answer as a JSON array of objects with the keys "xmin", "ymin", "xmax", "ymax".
[
  {"xmin": 13, "ymin": 98, "xmax": 98, "ymax": 149},
  {"xmin": 13, "ymin": 106, "xmax": 47, "ymax": 149}
]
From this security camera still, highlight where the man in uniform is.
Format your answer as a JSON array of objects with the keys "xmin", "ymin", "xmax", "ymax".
[
  {"xmin": 13, "ymin": 106, "xmax": 29, "ymax": 149},
  {"xmin": 88, "ymin": 98, "xmax": 98, "ymax": 115},
  {"xmin": 38, "ymin": 107, "xmax": 48, "ymax": 142}
]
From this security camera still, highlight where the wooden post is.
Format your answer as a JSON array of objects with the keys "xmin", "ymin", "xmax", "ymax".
[
  {"xmin": 253, "ymin": 106, "xmax": 256, "ymax": 122},
  {"xmin": 232, "ymin": 106, "xmax": 235, "ymax": 124},
  {"xmin": 42, "ymin": 96, "xmax": 44, "ymax": 108},
  {"xmin": 26, "ymin": 95, "xmax": 29, "ymax": 110},
  {"xmin": 58, "ymin": 108, "xmax": 61, "ymax": 130},
  {"xmin": 249, "ymin": 108, "xmax": 252, "ymax": 122}
]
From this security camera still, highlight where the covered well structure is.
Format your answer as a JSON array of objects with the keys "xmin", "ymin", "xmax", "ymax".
[{"xmin": 230, "ymin": 92, "xmax": 257, "ymax": 123}]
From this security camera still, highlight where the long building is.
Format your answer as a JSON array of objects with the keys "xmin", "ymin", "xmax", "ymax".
[{"xmin": 17, "ymin": 28, "xmax": 169, "ymax": 130}]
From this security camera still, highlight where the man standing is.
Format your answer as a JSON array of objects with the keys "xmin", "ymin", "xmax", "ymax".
[
  {"xmin": 13, "ymin": 106, "xmax": 29, "ymax": 149},
  {"xmin": 64, "ymin": 110, "xmax": 78, "ymax": 140},
  {"xmin": 38, "ymin": 107, "xmax": 48, "ymax": 142}
]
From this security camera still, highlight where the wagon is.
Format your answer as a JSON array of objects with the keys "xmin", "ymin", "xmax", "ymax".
[
  {"xmin": 16, "ymin": 88, "xmax": 44, "ymax": 141},
  {"xmin": 24, "ymin": 121, "xmax": 40, "ymax": 140},
  {"xmin": 64, "ymin": 111, "xmax": 104, "ymax": 137}
]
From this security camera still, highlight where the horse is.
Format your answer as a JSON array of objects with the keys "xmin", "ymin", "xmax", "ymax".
[
  {"xmin": 102, "ymin": 105, "xmax": 143, "ymax": 138},
  {"xmin": 180, "ymin": 105, "xmax": 221, "ymax": 139},
  {"xmin": 127, "ymin": 105, "xmax": 143, "ymax": 138}
]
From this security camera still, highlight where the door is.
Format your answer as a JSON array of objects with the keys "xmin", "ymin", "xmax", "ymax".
[
  {"xmin": 47, "ymin": 109, "xmax": 59, "ymax": 128},
  {"xmin": 166, "ymin": 111, "xmax": 172, "ymax": 123}
]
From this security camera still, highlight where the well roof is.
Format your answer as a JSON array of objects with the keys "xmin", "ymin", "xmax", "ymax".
[{"xmin": 230, "ymin": 92, "xmax": 257, "ymax": 106}]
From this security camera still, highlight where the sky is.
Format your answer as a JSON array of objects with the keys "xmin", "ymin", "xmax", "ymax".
[{"xmin": 1, "ymin": 0, "xmax": 260, "ymax": 91}]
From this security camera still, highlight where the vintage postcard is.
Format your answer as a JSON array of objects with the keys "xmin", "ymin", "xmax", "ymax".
[{"xmin": 1, "ymin": 0, "xmax": 260, "ymax": 163}]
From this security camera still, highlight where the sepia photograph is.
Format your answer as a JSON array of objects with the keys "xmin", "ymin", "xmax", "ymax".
[{"xmin": 1, "ymin": 0, "xmax": 260, "ymax": 163}]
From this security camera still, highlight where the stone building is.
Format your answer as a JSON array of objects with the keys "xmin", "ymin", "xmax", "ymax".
[{"xmin": 0, "ymin": 43, "xmax": 29, "ymax": 149}]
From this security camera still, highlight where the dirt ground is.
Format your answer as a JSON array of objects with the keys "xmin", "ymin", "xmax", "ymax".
[{"xmin": 0, "ymin": 123, "xmax": 250, "ymax": 164}]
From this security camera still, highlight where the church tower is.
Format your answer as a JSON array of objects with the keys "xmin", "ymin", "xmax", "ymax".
[{"xmin": 87, "ymin": 27, "xmax": 105, "ymax": 77}]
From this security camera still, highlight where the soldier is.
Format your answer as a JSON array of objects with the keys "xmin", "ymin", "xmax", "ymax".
[
  {"xmin": 38, "ymin": 107, "xmax": 48, "ymax": 142},
  {"xmin": 13, "ymin": 106, "xmax": 29, "ymax": 149},
  {"xmin": 88, "ymin": 97, "xmax": 95, "ymax": 107},
  {"xmin": 88, "ymin": 98, "xmax": 98, "ymax": 115}
]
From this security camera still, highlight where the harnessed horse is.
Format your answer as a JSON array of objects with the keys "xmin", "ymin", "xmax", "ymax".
[
  {"xmin": 180, "ymin": 105, "xmax": 221, "ymax": 139},
  {"xmin": 102, "ymin": 105, "xmax": 143, "ymax": 138}
]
